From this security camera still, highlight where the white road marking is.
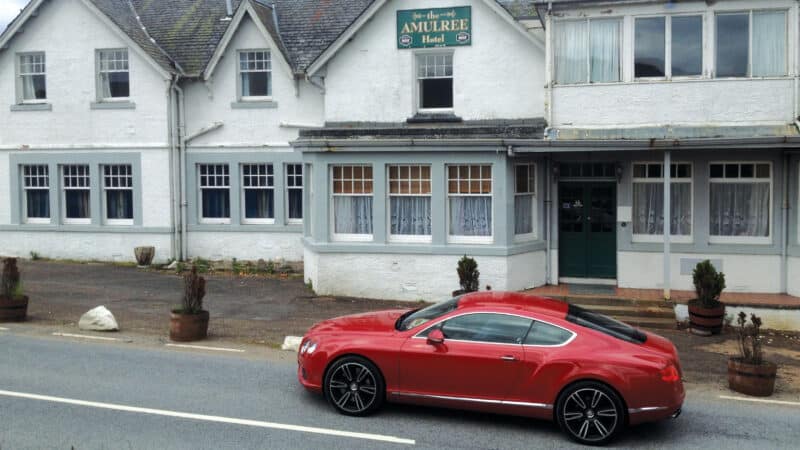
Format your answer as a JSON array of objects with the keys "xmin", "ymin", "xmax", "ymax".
[
  {"xmin": 52, "ymin": 332, "xmax": 125, "ymax": 342},
  {"xmin": 0, "ymin": 389, "xmax": 415, "ymax": 445},
  {"xmin": 720, "ymin": 395, "xmax": 800, "ymax": 407},
  {"xmin": 165, "ymin": 343, "xmax": 245, "ymax": 353},
  {"xmin": 0, "ymin": 327, "xmax": 9, "ymax": 331}
]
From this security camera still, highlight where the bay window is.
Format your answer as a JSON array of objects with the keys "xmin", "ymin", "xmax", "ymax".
[
  {"xmin": 632, "ymin": 163, "xmax": 692, "ymax": 242},
  {"xmin": 448, "ymin": 165, "xmax": 492, "ymax": 243},
  {"xmin": 514, "ymin": 164, "xmax": 536, "ymax": 238},
  {"xmin": 388, "ymin": 165, "xmax": 432, "ymax": 242},
  {"xmin": 554, "ymin": 19, "xmax": 621, "ymax": 84},
  {"xmin": 332, "ymin": 165, "xmax": 373, "ymax": 240},
  {"xmin": 716, "ymin": 11, "xmax": 786, "ymax": 78},
  {"xmin": 287, "ymin": 164, "xmax": 303, "ymax": 224},
  {"xmin": 199, "ymin": 164, "xmax": 230, "ymax": 223},
  {"xmin": 241, "ymin": 164, "xmax": 274, "ymax": 224},
  {"xmin": 62, "ymin": 165, "xmax": 91, "ymax": 224},
  {"xmin": 103, "ymin": 164, "xmax": 133, "ymax": 224},
  {"xmin": 635, "ymin": 15, "xmax": 703, "ymax": 79},
  {"xmin": 22, "ymin": 165, "xmax": 50, "ymax": 223},
  {"xmin": 709, "ymin": 163, "xmax": 771, "ymax": 243}
]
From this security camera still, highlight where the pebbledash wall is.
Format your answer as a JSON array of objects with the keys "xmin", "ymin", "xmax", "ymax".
[{"xmin": 0, "ymin": 0, "xmax": 174, "ymax": 262}]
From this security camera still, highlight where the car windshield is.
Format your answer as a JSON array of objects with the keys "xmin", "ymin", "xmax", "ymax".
[
  {"xmin": 396, "ymin": 297, "xmax": 460, "ymax": 331},
  {"xmin": 566, "ymin": 304, "xmax": 647, "ymax": 344}
]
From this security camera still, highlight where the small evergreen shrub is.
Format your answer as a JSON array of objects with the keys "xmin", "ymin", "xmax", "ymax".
[
  {"xmin": 692, "ymin": 260, "xmax": 725, "ymax": 308},
  {"xmin": 457, "ymin": 255, "xmax": 480, "ymax": 293},
  {"xmin": 180, "ymin": 265, "xmax": 206, "ymax": 314}
]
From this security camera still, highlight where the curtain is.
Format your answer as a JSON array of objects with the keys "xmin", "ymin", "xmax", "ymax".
[
  {"xmin": 710, "ymin": 183, "xmax": 770, "ymax": 237},
  {"xmin": 514, "ymin": 195, "xmax": 533, "ymax": 235},
  {"xmin": 202, "ymin": 188, "xmax": 230, "ymax": 219},
  {"xmin": 633, "ymin": 183, "xmax": 691, "ymax": 235},
  {"xmin": 101, "ymin": 73, "xmax": 112, "ymax": 99},
  {"xmin": 65, "ymin": 190, "xmax": 90, "ymax": 219},
  {"xmin": 752, "ymin": 11, "xmax": 786, "ymax": 77},
  {"xmin": 26, "ymin": 190, "xmax": 49, "ymax": 218},
  {"xmin": 22, "ymin": 75, "xmax": 46, "ymax": 100},
  {"xmin": 554, "ymin": 21, "xmax": 588, "ymax": 84},
  {"xmin": 590, "ymin": 19, "xmax": 620, "ymax": 83},
  {"xmin": 106, "ymin": 190, "xmax": 133, "ymax": 219},
  {"xmin": 449, "ymin": 196, "xmax": 492, "ymax": 236},
  {"xmin": 334, "ymin": 196, "xmax": 373, "ymax": 234},
  {"xmin": 288, "ymin": 189, "xmax": 303, "ymax": 220},
  {"xmin": 390, "ymin": 197, "xmax": 431, "ymax": 236},
  {"xmin": 244, "ymin": 189, "xmax": 273, "ymax": 219}
]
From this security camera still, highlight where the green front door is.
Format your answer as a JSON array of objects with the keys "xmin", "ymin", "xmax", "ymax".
[{"xmin": 559, "ymin": 182, "xmax": 616, "ymax": 279}]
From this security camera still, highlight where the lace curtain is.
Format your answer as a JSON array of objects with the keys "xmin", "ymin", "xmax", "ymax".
[
  {"xmin": 633, "ymin": 183, "xmax": 691, "ymax": 235},
  {"xmin": 334, "ymin": 196, "xmax": 373, "ymax": 234},
  {"xmin": 107, "ymin": 190, "xmax": 133, "ymax": 219},
  {"xmin": 752, "ymin": 11, "xmax": 786, "ymax": 76},
  {"xmin": 555, "ymin": 21, "xmax": 588, "ymax": 84},
  {"xmin": 450, "ymin": 197, "xmax": 492, "ymax": 236},
  {"xmin": 390, "ymin": 197, "xmax": 431, "ymax": 236},
  {"xmin": 710, "ymin": 183, "xmax": 770, "ymax": 237},
  {"xmin": 244, "ymin": 189, "xmax": 273, "ymax": 219},
  {"xmin": 514, "ymin": 195, "xmax": 533, "ymax": 235},
  {"xmin": 554, "ymin": 20, "xmax": 620, "ymax": 84},
  {"xmin": 590, "ymin": 19, "xmax": 621, "ymax": 82}
]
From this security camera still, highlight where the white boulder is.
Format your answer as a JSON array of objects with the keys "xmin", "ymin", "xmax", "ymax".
[
  {"xmin": 78, "ymin": 306, "xmax": 119, "ymax": 332},
  {"xmin": 281, "ymin": 335, "xmax": 302, "ymax": 352}
]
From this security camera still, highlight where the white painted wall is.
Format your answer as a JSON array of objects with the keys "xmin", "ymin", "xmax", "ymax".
[
  {"xmin": 305, "ymin": 250, "xmax": 546, "ymax": 301},
  {"xmin": 618, "ymin": 251, "xmax": 782, "ymax": 293},
  {"xmin": 788, "ymin": 257, "xmax": 800, "ymax": 297},
  {"xmin": 0, "ymin": 152, "xmax": 10, "ymax": 224},
  {"xmin": 323, "ymin": 0, "xmax": 544, "ymax": 123},
  {"xmin": 188, "ymin": 231, "xmax": 303, "ymax": 261},
  {"xmin": 140, "ymin": 150, "xmax": 172, "ymax": 228},
  {"xmin": 674, "ymin": 304, "xmax": 800, "ymax": 331},
  {"xmin": 0, "ymin": 231, "xmax": 172, "ymax": 263},
  {"xmin": 183, "ymin": 12, "xmax": 324, "ymax": 147},
  {"xmin": 0, "ymin": 0, "xmax": 171, "ymax": 146}
]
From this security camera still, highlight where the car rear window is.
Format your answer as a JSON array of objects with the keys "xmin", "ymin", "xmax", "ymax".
[
  {"xmin": 566, "ymin": 304, "xmax": 647, "ymax": 344},
  {"xmin": 524, "ymin": 321, "xmax": 574, "ymax": 346}
]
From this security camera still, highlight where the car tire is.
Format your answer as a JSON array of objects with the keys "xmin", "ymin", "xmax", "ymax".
[
  {"xmin": 323, "ymin": 356, "xmax": 385, "ymax": 417},
  {"xmin": 555, "ymin": 381, "xmax": 626, "ymax": 446}
]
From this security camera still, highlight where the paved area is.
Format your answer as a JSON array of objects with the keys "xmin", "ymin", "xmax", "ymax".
[{"xmin": 2, "ymin": 332, "xmax": 800, "ymax": 450}]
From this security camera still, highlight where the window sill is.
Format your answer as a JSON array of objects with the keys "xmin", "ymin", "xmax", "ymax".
[
  {"xmin": 90, "ymin": 101, "xmax": 136, "ymax": 110},
  {"xmin": 332, "ymin": 234, "xmax": 373, "ymax": 242},
  {"xmin": 231, "ymin": 100, "xmax": 278, "ymax": 109},
  {"xmin": 448, "ymin": 236, "xmax": 493, "ymax": 245},
  {"xmin": 10, "ymin": 103, "xmax": 52, "ymax": 112},
  {"xmin": 200, "ymin": 218, "xmax": 232, "ymax": 225},
  {"xmin": 632, "ymin": 234, "xmax": 693, "ymax": 244},
  {"xmin": 63, "ymin": 219, "xmax": 91, "ymax": 225},
  {"xmin": 406, "ymin": 112, "xmax": 462, "ymax": 124},
  {"xmin": 709, "ymin": 237, "xmax": 772, "ymax": 246},
  {"xmin": 388, "ymin": 235, "xmax": 433, "ymax": 244},
  {"xmin": 105, "ymin": 219, "xmax": 135, "ymax": 226}
]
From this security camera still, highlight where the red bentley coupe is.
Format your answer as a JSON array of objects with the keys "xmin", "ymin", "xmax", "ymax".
[{"xmin": 297, "ymin": 292, "xmax": 684, "ymax": 445}]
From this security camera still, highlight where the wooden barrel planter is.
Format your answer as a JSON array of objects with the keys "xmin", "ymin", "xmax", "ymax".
[
  {"xmin": 728, "ymin": 358, "xmax": 777, "ymax": 397},
  {"xmin": 0, "ymin": 296, "xmax": 28, "ymax": 322},
  {"xmin": 688, "ymin": 301, "xmax": 725, "ymax": 335},
  {"xmin": 169, "ymin": 310, "xmax": 209, "ymax": 342}
]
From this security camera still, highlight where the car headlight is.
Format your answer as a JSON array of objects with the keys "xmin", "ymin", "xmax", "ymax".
[
  {"xmin": 300, "ymin": 339, "xmax": 311, "ymax": 354},
  {"xmin": 300, "ymin": 339, "xmax": 318, "ymax": 355},
  {"xmin": 306, "ymin": 342, "xmax": 318, "ymax": 354}
]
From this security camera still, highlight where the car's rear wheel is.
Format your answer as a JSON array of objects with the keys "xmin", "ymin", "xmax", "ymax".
[
  {"xmin": 556, "ymin": 381, "xmax": 625, "ymax": 446},
  {"xmin": 323, "ymin": 356, "xmax": 384, "ymax": 416}
]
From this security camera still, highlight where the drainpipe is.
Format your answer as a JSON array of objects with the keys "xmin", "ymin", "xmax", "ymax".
[
  {"xmin": 172, "ymin": 82, "xmax": 188, "ymax": 261},
  {"xmin": 663, "ymin": 150, "xmax": 671, "ymax": 301},
  {"xmin": 781, "ymin": 151, "xmax": 790, "ymax": 293},
  {"xmin": 545, "ymin": 156, "xmax": 552, "ymax": 285},
  {"xmin": 168, "ymin": 77, "xmax": 180, "ymax": 261}
]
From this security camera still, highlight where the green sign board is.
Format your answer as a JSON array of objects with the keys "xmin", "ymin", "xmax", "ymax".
[{"xmin": 397, "ymin": 6, "xmax": 472, "ymax": 49}]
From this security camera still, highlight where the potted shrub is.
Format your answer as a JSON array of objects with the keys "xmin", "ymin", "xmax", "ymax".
[
  {"xmin": 728, "ymin": 312, "xmax": 777, "ymax": 396},
  {"xmin": 169, "ymin": 265, "xmax": 209, "ymax": 341},
  {"xmin": 0, "ymin": 258, "xmax": 28, "ymax": 322},
  {"xmin": 688, "ymin": 260, "xmax": 726, "ymax": 336},
  {"xmin": 134, "ymin": 246, "xmax": 155, "ymax": 268},
  {"xmin": 452, "ymin": 255, "xmax": 479, "ymax": 297}
]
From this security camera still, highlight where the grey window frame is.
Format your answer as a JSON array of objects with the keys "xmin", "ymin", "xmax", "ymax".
[
  {"xmin": 22, "ymin": 164, "xmax": 50, "ymax": 224},
  {"xmin": 241, "ymin": 163, "xmax": 275, "ymax": 224},
  {"xmin": 95, "ymin": 48, "xmax": 131, "ymax": 102},
  {"xmin": 61, "ymin": 164, "xmax": 92, "ymax": 225},
  {"xmin": 198, "ymin": 163, "xmax": 231, "ymax": 224},
  {"xmin": 102, "ymin": 164, "xmax": 134, "ymax": 225},
  {"xmin": 16, "ymin": 52, "xmax": 47, "ymax": 104},
  {"xmin": 237, "ymin": 49, "xmax": 272, "ymax": 101},
  {"xmin": 714, "ymin": 10, "xmax": 788, "ymax": 78},
  {"xmin": 286, "ymin": 163, "xmax": 303, "ymax": 224}
]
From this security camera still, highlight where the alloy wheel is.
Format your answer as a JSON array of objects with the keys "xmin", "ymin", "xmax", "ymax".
[
  {"xmin": 327, "ymin": 362, "xmax": 379, "ymax": 414},
  {"xmin": 560, "ymin": 387, "xmax": 620, "ymax": 444}
]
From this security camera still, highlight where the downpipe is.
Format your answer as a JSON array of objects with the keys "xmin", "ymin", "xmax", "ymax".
[
  {"xmin": 781, "ymin": 151, "xmax": 790, "ymax": 293},
  {"xmin": 172, "ymin": 82, "xmax": 188, "ymax": 261}
]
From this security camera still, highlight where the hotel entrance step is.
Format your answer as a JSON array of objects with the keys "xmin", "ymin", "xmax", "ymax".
[{"xmin": 547, "ymin": 295, "xmax": 677, "ymax": 330}]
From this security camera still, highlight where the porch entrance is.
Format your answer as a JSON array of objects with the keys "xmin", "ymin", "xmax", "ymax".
[{"xmin": 558, "ymin": 163, "xmax": 617, "ymax": 279}]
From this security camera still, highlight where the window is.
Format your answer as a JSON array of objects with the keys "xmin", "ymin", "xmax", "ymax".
[
  {"xmin": 401, "ymin": 297, "xmax": 461, "ymax": 331},
  {"xmin": 567, "ymin": 304, "xmax": 647, "ymax": 344},
  {"xmin": 632, "ymin": 163, "xmax": 692, "ymax": 242},
  {"xmin": 240, "ymin": 164, "xmax": 273, "ymax": 224},
  {"xmin": 514, "ymin": 164, "xmax": 536, "ymax": 238},
  {"xmin": 448, "ymin": 165, "xmax": 492, "ymax": 242},
  {"xmin": 22, "ymin": 165, "xmax": 50, "ymax": 223},
  {"xmin": 287, "ymin": 164, "xmax": 303, "ymax": 224},
  {"xmin": 103, "ymin": 164, "xmax": 133, "ymax": 224},
  {"xmin": 417, "ymin": 53, "xmax": 453, "ymax": 110},
  {"xmin": 62, "ymin": 165, "xmax": 90, "ymax": 224},
  {"xmin": 97, "ymin": 49, "xmax": 130, "ymax": 99},
  {"xmin": 332, "ymin": 165, "xmax": 373, "ymax": 240},
  {"xmin": 634, "ymin": 16, "xmax": 703, "ymax": 79},
  {"xmin": 388, "ymin": 165, "xmax": 432, "ymax": 242},
  {"xmin": 439, "ymin": 313, "xmax": 532, "ymax": 344},
  {"xmin": 18, "ymin": 53, "xmax": 46, "ymax": 102},
  {"xmin": 554, "ymin": 19, "xmax": 621, "ymax": 84},
  {"xmin": 524, "ymin": 321, "xmax": 575, "ymax": 346},
  {"xmin": 199, "ymin": 164, "xmax": 230, "ymax": 223},
  {"xmin": 709, "ymin": 163, "xmax": 771, "ymax": 243},
  {"xmin": 239, "ymin": 50, "xmax": 271, "ymax": 99},
  {"xmin": 716, "ymin": 11, "xmax": 786, "ymax": 78}
]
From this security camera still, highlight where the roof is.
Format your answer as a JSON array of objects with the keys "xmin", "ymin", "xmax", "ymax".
[{"xmin": 458, "ymin": 292, "xmax": 569, "ymax": 319}]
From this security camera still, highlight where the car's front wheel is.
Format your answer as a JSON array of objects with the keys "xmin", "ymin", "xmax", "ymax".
[
  {"xmin": 556, "ymin": 381, "xmax": 625, "ymax": 446},
  {"xmin": 323, "ymin": 356, "xmax": 385, "ymax": 416}
]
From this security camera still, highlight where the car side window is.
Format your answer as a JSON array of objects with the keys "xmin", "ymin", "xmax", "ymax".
[
  {"xmin": 439, "ymin": 313, "xmax": 533, "ymax": 344},
  {"xmin": 524, "ymin": 321, "xmax": 574, "ymax": 346}
]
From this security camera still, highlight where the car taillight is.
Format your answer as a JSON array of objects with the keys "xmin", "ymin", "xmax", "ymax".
[{"xmin": 661, "ymin": 364, "xmax": 680, "ymax": 383}]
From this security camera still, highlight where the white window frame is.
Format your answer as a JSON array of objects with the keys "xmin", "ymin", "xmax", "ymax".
[
  {"xmin": 415, "ymin": 50, "xmax": 454, "ymax": 114},
  {"xmin": 238, "ymin": 49, "xmax": 272, "ymax": 101},
  {"xmin": 17, "ymin": 52, "xmax": 47, "ymax": 103},
  {"xmin": 633, "ymin": 14, "xmax": 705, "ymax": 81},
  {"xmin": 61, "ymin": 165, "xmax": 91, "ymax": 225},
  {"xmin": 102, "ymin": 164, "xmax": 134, "ymax": 226},
  {"xmin": 331, "ymin": 165, "xmax": 373, "ymax": 242},
  {"xmin": 514, "ymin": 163, "xmax": 537, "ymax": 242},
  {"xmin": 631, "ymin": 162, "xmax": 694, "ymax": 244},
  {"xmin": 387, "ymin": 164, "xmax": 433, "ymax": 244},
  {"xmin": 96, "ymin": 48, "xmax": 130, "ymax": 102},
  {"xmin": 447, "ymin": 164, "xmax": 493, "ymax": 245},
  {"xmin": 714, "ymin": 10, "xmax": 789, "ymax": 79},
  {"xmin": 286, "ymin": 163, "xmax": 303, "ymax": 225},
  {"xmin": 22, "ymin": 164, "xmax": 50, "ymax": 224},
  {"xmin": 240, "ymin": 163, "xmax": 274, "ymax": 225},
  {"xmin": 198, "ymin": 164, "xmax": 231, "ymax": 225},
  {"xmin": 552, "ymin": 17, "xmax": 623, "ymax": 85},
  {"xmin": 708, "ymin": 161, "xmax": 773, "ymax": 245}
]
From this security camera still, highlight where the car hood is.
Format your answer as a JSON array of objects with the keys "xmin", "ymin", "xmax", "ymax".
[{"xmin": 309, "ymin": 309, "xmax": 410, "ymax": 334}]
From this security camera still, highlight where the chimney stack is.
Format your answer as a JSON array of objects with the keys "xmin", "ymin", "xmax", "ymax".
[{"xmin": 225, "ymin": 0, "xmax": 234, "ymax": 17}]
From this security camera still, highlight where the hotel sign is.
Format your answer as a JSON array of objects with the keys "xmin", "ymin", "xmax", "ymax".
[{"xmin": 397, "ymin": 6, "xmax": 472, "ymax": 49}]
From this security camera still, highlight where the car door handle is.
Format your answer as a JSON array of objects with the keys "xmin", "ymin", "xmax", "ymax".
[{"xmin": 501, "ymin": 355, "xmax": 517, "ymax": 361}]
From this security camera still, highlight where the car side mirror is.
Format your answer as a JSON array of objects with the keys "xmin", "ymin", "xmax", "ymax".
[{"xmin": 427, "ymin": 329, "xmax": 445, "ymax": 345}]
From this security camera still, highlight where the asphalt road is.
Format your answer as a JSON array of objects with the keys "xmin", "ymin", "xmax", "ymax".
[{"xmin": 1, "ymin": 332, "xmax": 799, "ymax": 450}]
